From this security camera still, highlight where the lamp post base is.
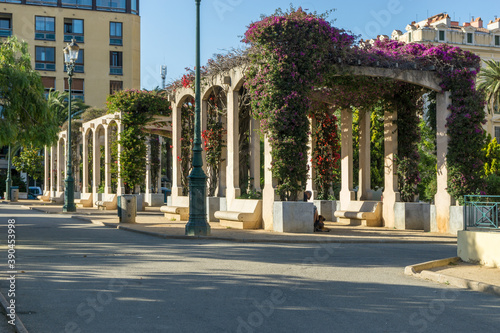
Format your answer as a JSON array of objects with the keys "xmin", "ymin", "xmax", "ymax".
[
  {"xmin": 185, "ymin": 168, "xmax": 210, "ymax": 236},
  {"xmin": 63, "ymin": 176, "xmax": 76, "ymax": 213}
]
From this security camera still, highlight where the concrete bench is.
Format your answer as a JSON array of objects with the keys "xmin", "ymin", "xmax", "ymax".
[
  {"xmin": 215, "ymin": 199, "xmax": 262, "ymax": 229},
  {"xmin": 75, "ymin": 193, "xmax": 93, "ymax": 208},
  {"xmin": 160, "ymin": 205, "xmax": 189, "ymax": 221},
  {"xmin": 94, "ymin": 194, "xmax": 117, "ymax": 210},
  {"xmin": 334, "ymin": 201, "xmax": 382, "ymax": 227}
]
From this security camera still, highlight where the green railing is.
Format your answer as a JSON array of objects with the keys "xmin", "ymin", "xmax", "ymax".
[{"xmin": 464, "ymin": 195, "xmax": 500, "ymax": 230}]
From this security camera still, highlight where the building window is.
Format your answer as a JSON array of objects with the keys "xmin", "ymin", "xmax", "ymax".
[
  {"xmin": 408, "ymin": 32, "xmax": 412, "ymax": 42},
  {"xmin": 110, "ymin": 22, "xmax": 122, "ymax": 46},
  {"xmin": 97, "ymin": 0, "xmax": 126, "ymax": 12},
  {"xmin": 495, "ymin": 127, "xmax": 500, "ymax": 143},
  {"xmin": 64, "ymin": 50, "xmax": 84, "ymax": 73},
  {"xmin": 495, "ymin": 36, "xmax": 500, "ymax": 46},
  {"xmin": 41, "ymin": 76, "xmax": 55, "ymax": 98},
  {"xmin": 110, "ymin": 80, "xmax": 123, "ymax": 94},
  {"xmin": 110, "ymin": 51, "xmax": 123, "ymax": 75},
  {"xmin": 26, "ymin": 0, "xmax": 57, "ymax": 6},
  {"xmin": 131, "ymin": 0, "xmax": 138, "ymax": 14},
  {"xmin": 467, "ymin": 32, "xmax": 474, "ymax": 44},
  {"xmin": 0, "ymin": 1, "xmax": 21, "ymax": 3},
  {"xmin": 61, "ymin": 0, "xmax": 92, "ymax": 9},
  {"xmin": 35, "ymin": 46, "xmax": 55, "ymax": 71},
  {"xmin": 0, "ymin": 16, "xmax": 11, "ymax": 38},
  {"xmin": 438, "ymin": 30, "xmax": 445, "ymax": 41},
  {"xmin": 64, "ymin": 18, "xmax": 84, "ymax": 43},
  {"xmin": 35, "ymin": 16, "xmax": 55, "ymax": 41},
  {"xmin": 64, "ymin": 78, "xmax": 84, "ymax": 101}
]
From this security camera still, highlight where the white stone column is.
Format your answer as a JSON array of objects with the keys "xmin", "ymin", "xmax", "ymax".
[
  {"xmin": 57, "ymin": 138, "xmax": 64, "ymax": 192},
  {"xmin": 145, "ymin": 135, "xmax": 152, "ymax": 195},
  {"xmin": 171, "ymin": 104, "xmax": 183, "ymax": 201},
  {"xmin": 225, "ymin": 88, "xmax": 240, "ymax": 208},
  {"xmin": 435, "ymin": 91, "xmax": 454, "ymax": 233},
  {"xmin": 358, "ymin": 110, "xmax": 371, "ymax": 200},
  {"xmin": 82, "ymin": 131, "xmax": 89, "ymax": 194},
  {"xmin": 92, "ymin": 129, "xmax": 101, "ymax": 195},
  {"xmin": 262, "ymin": 136, "xmax": 276, "ymax": 230},
  {"xmin": 340, "ymin": 109, "xmax": 355, "ymax": 210},
  {"xmin": 306, "ymin": 117, "xmax": 317, "ymax": 198},
  {"xmin": 382, "ymin": 110, "xmax": 400, "ymax": 228},
  {"xmin": 50, "ymin": 145, "xmax": 56, "ymax": 192},
  {"xmin": 249, "ymin": 118, "xmax": 261, "ymax": 192},
  {"xmin": 44, "ymin": 146, "xmax": 50, "ymax": 193},
  {"xmin": 117, "ymin": 122, "xmax": 125, "ymax": 195},
  {"xmin": 104, "ymin": 125, "xmax": 111, "ymax": 194}
]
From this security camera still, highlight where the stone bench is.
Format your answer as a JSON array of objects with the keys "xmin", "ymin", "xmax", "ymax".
[
  {"xmin": 94, "ymin": 194, "xmax": 117, "ymax": 210},
  {"xmin": 214, "ymin": 199, "xmax": 262, "ymax": 229},
  {"xmin": 334, "ymin": 201, "xmax": 382, "ymax": 227},
  {"xmin": 160, "ymin": 205, "xmax": 189, "ymax": 221},
  {"xmin": 75, "ymin": 193, "xmax": 93, "ymax": 208}
]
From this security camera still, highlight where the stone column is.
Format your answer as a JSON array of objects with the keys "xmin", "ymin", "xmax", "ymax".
[
  {"xmin": 116, "ymin": 122, "xmax": 125, "ymax": 196},
  {"xmin": 171, "ymin": 103, "xmax": 183, "ymax": 201},
  {"xmin": 44, "ymin": 146, "xmax": 50, "ymax": 193},
  {"xmin": 57, "ymin": 138, "xmax": 64, "ymax": 192},
  {"xmin": 50, "ymin": 145, "xmax": 56, "ymax": 192},
  {"xmin": 74, "ymin": 140, "xmax": 81, "ymax": 193},
  {"xmin": 225, "ymin": 88, "xmax": 240, "ymax": 208},
  {"xmin": 157, "ymin": 136, "xmax": 163, "ymax": 192},
  {"xmin": 92, "ymin": 129, "xmax": 101, "ymax": 195},
  {"xmin": 104, "ymin": 125, "xmax": 111, "ymax": 194},
  {"xmin": 82, "ymin": 131, "xmax": 89, "ymax": 194},
  {"xmin": 249, "ymin": 118, "xmax": 261, "ymax": 192},
  {"xmin": 382, "ymin": 110, "xmax": 400, "ymax": 228},
  {"xmin": 262, "ymin": 135, "xmax": 278, "ymax": 230},
  {"xmin": 358, "ymin": 110, "xmax": 371, "ymax": 200},
  {"xmin": 435, "ymin": 91, "xmax": 453, "ymax": 233},
  {"xmin": 306, "ymin": 117, "xmax": 317, "ymax": 198},
  {"xmin": 145, "ymin": 136, "xmax": 152, "ymax": 195},
  {"xmin": 340, "ymin": 109, "xmax": 355, "ymax": 210}
]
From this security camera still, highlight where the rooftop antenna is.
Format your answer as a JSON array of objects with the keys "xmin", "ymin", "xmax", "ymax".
[{"xmin": 161, "ymin": 65, "xmax": 167, "ymax": 89}]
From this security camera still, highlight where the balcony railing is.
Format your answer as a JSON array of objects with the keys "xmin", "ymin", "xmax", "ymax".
[
  {"xmin": 110, "ymin": 37, "xmax": 122, "ymax": 46},
  {"xmin": 464, "ymin": 195, "xmax": 500, "ymax": 230},
  {"xmin": 35, "ymin": 62, "xmax": 56, "ymax": 71},
  {"xmin": 35, "ymin": 32, "xmax": 56, "ymax": 41},
  {"xmin": 110, "ymin": 66, "xmax": 123, "ymax": 75},
  {"xmin": 64, "ymin": 34, "xmax": 84, "ymax": 43},
  {"xmin": 0, "ymin": 28, "xmax": 12, "ymax": 37}
]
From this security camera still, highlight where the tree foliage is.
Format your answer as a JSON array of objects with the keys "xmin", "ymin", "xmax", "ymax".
[
  {"xmin": 0, "ymin": 36, "xmax": 58, "ymax": 147},
  {"xmin": 477, "ymin": 60, "xmax": 500, "ymax": 114}
]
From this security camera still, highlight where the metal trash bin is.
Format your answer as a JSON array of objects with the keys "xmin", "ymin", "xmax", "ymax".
[
  {"xmin": 118, "ymin": 195, "xmax": 136, "ymax": 223},
  {"xmin": 10, "ymin": 186, "xmax": 19, "ymax": 202}
]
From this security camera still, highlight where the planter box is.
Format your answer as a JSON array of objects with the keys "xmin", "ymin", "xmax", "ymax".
[
  {"xmin": 273, "ymin": 201, "xmax": 314, "ymax": 233},
  {"xmin": 394, "ymin": 202, "xmax": 430, "ymax": 231},
  {"xmin": 206, "ymin": 197, "xmax": 226, "ymax": 222},
  {"xmin": 449, "ymin": 205, "xmax": 464, "ymax": 235},
  {"xmin": 145, "ymin": 193, "xmax": 164, "ymax": 207},
  {"xmin": 313, "ymin": 200, "xmax": 335, "ymax": 222}
]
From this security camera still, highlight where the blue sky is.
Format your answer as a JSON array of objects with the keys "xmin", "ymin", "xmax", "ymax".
[{"xmin": 140, "ymin": 0, "xmax": 497, "ymax": 89}]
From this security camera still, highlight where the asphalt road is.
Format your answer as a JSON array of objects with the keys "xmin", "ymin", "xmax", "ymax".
[{"xmin": 0, "ymin": 204, "xmax": 499, "ymax": 333}]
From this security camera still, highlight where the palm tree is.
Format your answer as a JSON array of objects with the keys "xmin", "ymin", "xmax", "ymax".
[
  {"xmin": 478, "ymin": 59, "xmax": 500, "ymax": 114},
  {"xmin": 46, "ymin": 89, "xmax": 89, "ymax": 126}
]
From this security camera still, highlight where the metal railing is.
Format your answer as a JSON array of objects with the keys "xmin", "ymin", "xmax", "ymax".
[{"xmin": 464, "ymin": 195, "xmax": 500, "ymax": 230}]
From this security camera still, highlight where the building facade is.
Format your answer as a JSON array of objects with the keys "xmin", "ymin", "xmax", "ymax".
[
  {"xmin": 390, "ymin": 13, "xmax": 500, "ymax": 138},
  {"xmin": 0, "ymin": 0, "xmax": 141, "ymax": 108}
]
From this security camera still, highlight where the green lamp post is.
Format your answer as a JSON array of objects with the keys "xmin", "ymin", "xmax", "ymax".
[
  {"xmin": 62, "ymin": 39, "xmax": 79, "ymax": 213},
  {"xmin": 185, "ymin": 0, "xmax": 211, "ymax": 236}
]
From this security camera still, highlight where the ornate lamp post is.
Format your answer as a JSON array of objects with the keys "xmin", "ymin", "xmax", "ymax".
[
  {"xmin": 62, "ymin": 39, "xmax": 79, "ymax": 213},
  {"xmin": 185, "ymin": 0, "xmax": 211, "ymax": 236}
]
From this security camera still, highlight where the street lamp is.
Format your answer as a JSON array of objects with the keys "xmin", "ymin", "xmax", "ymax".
[
  {"xmin": 185, "ymin": 0, "xmax": 211, "ymax": 236},
  {"xmin": 62, "ymin": 39, "xmax": 79, "ymax": 213}
]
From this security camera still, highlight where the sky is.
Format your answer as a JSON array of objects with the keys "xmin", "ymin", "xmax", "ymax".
[{"xmin": 140, "ymin": 0, "xmax": 498, "ymax": 90}]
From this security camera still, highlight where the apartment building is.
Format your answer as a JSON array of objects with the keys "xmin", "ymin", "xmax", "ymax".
[
  {"xmin": 390, "ymin": 13, "xmax": 500, "ymax": 138},
  {"xmin": 0, "ymin": 0, "xmax": 141, "ymax": 107}
]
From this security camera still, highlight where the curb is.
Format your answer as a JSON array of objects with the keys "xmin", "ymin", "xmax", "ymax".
[
  {"xmin": 0, "ymin": 289, "xmax": 29, "ymax": 333},
  {"xmin": 404, "ymin": 257, "xmax": 500, "ymax": 298}
]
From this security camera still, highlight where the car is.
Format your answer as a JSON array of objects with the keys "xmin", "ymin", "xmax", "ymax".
[{"xmin": 28, "ymin": 186, "xmax": 43, "ymax": 200}]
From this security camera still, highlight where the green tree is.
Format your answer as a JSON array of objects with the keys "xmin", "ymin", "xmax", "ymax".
[
  {"xmin": 477, "ymin": 60, "xmax": 500, "ymax": 114},
  {"xmin": 12, "ymin": 144, "xmax": 44, "ymax": 191},
  {"xmin": 47, "ymin": 89, "xmax": 89, "ymax": 127},
  {"xmin": 1, "ymin": 36, "xmax": 58, "ymax": 197}
]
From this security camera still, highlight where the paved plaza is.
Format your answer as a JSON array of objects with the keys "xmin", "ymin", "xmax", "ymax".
[{"xmin": 1, "ymin": 203, "xmax": 500, "ymax": 332}]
